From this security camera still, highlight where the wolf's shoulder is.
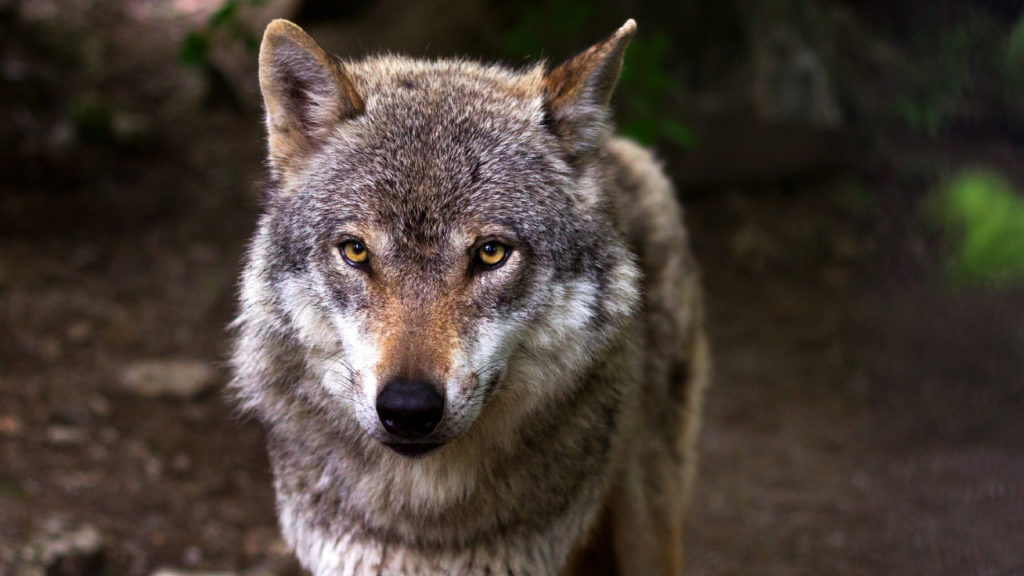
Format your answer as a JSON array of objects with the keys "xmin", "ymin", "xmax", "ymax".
[{"xmin": 602, "ymin": 137, "xmax": 688, "ymax": 253}]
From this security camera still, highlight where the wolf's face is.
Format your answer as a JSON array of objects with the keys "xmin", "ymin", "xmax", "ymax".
[{"xmin": 239, "ymin": 21, "xmax": 640, "ymax": 459}]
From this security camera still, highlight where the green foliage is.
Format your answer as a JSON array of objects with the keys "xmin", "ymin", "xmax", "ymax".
[
  {"xmin": 504, "ymin": 0, "xmax": 590, "ymax": 59},
  {"xmin": 930, "ymin": 169, "xmax": 1024, "ymax": 288},
  {"xmin": 503, "ymin": 2, "xmax": 696, "ymax": 149},
  {"xmin": 619, "ymin": 33, "xmax": 697, "ymax": 148},
  {"xmin": 180, "ymin": 31, "xmax": 209, "ymax": 67},
  {"xmin": 179, "ymin": 0, "xmax": 263, "ymax": 68},
  {"xmin": 892, "ymin": 9, "xmax": 1023, "ymax": 138},
  {"xmin": 895, "ymin": 27, "xmax": 973, "ymax": 138},
  {"xmin": 1008, "ymin": 14, "xmax": 1024, "ymax": 68},
  {"xmin": 1005, "ymin": 14, "xmax": 1024, "ymax": 99}
]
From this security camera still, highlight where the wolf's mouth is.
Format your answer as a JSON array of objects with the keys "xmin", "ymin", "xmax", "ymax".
[{"xmin": 384, "ymin": 442, "xmax": 444, "ymax": 458}]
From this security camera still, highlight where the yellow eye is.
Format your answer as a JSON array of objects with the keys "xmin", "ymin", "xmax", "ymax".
[
  {"xmin": 341, "ymin": 240, "xmax": 369, "ymax": 266},
  {"xmin": 476, "ymin": 242, "xmax": 508, "ymax": 267}
]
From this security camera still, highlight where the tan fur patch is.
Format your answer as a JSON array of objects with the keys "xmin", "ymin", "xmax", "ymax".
[
  {"xmin": 543, "ymin": 19, "xmax": 636, "ymax": 109},
  {"xmin": 259, "ymin": 19, "xmax": 364, "ymax": 179},
  {"xmin": 370, "ymin": 287, "xmax": 458, "ymax": 390}
]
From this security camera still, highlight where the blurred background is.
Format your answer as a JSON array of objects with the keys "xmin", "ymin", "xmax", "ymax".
[{"xmin": 2, "ymin": 0, "xmax": 1024, "ymax": 575}]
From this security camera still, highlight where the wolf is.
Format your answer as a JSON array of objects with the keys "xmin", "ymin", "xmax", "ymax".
[{"xmin": 230, "ymin": 17, "xmax": 709, "ymax": 576}]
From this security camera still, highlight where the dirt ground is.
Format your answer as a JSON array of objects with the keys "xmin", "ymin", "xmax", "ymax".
[
  {"xmin": 685, "ymin": 180, "xmax": 1024, "ymax": 575},
  {"xmin": 2, "ymin": 2, "xmax": 1024, "ymax": 575}
]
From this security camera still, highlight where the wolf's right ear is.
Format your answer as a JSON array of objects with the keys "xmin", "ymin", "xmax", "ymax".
[
  {"xmin": 259, "ymin": 19, "xmax": 363, "ymax": 178},
  {"xmin": 542, "ymin": 19, "xmax": 636, "ymax": 160}
]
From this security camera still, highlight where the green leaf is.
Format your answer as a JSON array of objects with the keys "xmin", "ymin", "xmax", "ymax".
[
  {"xmin": 208, "ymin": 0, "xmax": 239, "ymax": 29},
  {"xmin": 1006, "ymin": 13, "xmax": 1024, "ymax": 90},
  {"xmin": 660, "ymin": 119, "xmax": 698, "ymax": 149},
  {"xmin": 180, "ymin": 31, "xmax": 209, "ymax": 67},
  {"xmin": 932, "ymin": 168, "xmax": 1024, "ymax": 288},
  {"xmin": 230, "ymin": 20, "xmax": 259, "ymax": 52},
  {"xmin": 621, "ymin": 119, "xmax": 659, "ymax": 146}
]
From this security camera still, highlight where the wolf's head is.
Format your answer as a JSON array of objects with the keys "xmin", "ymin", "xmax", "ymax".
[{"xmin": 233, "ymin": 20, "xmax": 641, "ymax": 461}]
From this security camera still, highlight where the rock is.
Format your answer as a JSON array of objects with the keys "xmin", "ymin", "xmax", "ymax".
[
  {"xmin": 45, "ymin": 424, "xmax": 87, "ymax": 447},
  {"xmin": 144, "ymin": 454, "xmax": 163, "ymax": 480},
  {"xmin": 110, "ymin": 110, "xmax": 153, "ymax": 146},
  {"xmin": 98, "ymin": 426, "xmax": 119, "ymax": 444},
  {"xmin": 118, "ymin": 359, "xmax": 215, "ymax": 399},
  {"xmin": 148, "ymin": 547, "xmax": 299, "ymax": 576},
  {"xmin": 37, "ymin": 337, "xmax": 63, "ymax": 361},
  {"xmin": 0, "ymin": 414, "xmax": 23, "ymax": 437},
  {"xmin": 758, "ymin": 46, "xmax": 842, "ymax": 127},
  {"xmin": 148, "ymin": 567, "xmax": 291, "ymax": 576},
  {"xmin": 245, "ymin": 562, "xmax": 297, "ymax": 576},
  {"xmin": 744, "ymin": 0, "xmax": 843, "ymax": 128},
  {"xmin": 170, "ymin": 453, "xmax": 193, "ymax": 475},
  {"xmin": 242, "ymin": 526, "xmax": 289, "ymax": 560},
  {"xmin": 14, "ymin": 521, "xmax": 105, "ymax": 576},
  {"xmin": 150, "ymin": 570, "xmax": 237, "ymax": 576},
  {"xmin": 183, "ymin": 546, "xmax": 202, "ymax": 566},
  {"xmin": 65, "ymin": 321, "xmax": 93, "ymax": 343},
  {"xmin": 87, "ymin": 395, "xmax": 111, "ymax": 417}
]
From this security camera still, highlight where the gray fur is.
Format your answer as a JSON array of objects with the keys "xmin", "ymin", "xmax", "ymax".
[{"xmin": 230, "ymin": 18, "xmax": 708, "ymax": 576}]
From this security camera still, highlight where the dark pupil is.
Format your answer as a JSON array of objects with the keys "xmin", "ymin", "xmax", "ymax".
[
  {"xmin": 483, "ymin": 244, "xmax": 497, "ymax": 255},
  {"xmin": 350, "ymin": 242, "xmax": 364, "ymax": 254}
]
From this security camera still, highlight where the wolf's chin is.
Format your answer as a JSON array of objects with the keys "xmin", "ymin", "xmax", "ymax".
[{"xmin": 383, "ymin": 442, "xmax": 445, "ymax": 458}]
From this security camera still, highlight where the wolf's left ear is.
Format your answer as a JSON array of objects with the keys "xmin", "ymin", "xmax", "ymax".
[
  {"xmin": 259, "ymin": 19, "xmax": 364, "ymax": 178},
  {"xmin": 542, "ymin": 19, "xmax": 636, "ymax": 159}
]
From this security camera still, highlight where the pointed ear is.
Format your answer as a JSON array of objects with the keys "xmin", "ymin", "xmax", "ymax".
[
  {"xmin": 258, "ymin": 19, "xmax": 364, "ymax": 178},
  {"xmin": 543, "ymin": 19, "xmax": 636, "ymax": 159}
]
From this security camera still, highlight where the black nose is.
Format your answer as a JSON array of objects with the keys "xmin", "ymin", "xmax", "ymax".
[{"xmin": 376, "ymin": 378, "xmax": 445, "ymax": 439}]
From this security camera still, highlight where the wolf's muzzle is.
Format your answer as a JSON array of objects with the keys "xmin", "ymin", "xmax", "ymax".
[{"xmin": 376, "ymin": 377, "xmax": 445, "ymax": 441}]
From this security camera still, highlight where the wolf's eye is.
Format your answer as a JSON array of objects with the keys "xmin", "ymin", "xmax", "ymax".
[
  {"xmin": 476, "ymin": 242, "xmax": 508, "ymax": 268},
  {"xmin": 340, "ymin": 240, "xmax": 369, "ymax": 266}
]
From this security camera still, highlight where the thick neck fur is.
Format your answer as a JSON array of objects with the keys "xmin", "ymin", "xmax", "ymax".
[{"xmin": 236, "ymin": 325, "xmax": 638, "ymax": 575}]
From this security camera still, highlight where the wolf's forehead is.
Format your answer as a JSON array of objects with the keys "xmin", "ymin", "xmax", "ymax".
[
  {"xmin": 304, "ymin": 61, "xmax": 569, "ymax": 238},
  {"xmin": 350, "ymin": 60, "xmax": 544, "ymax": 143},
  {"xmin": 367, "ymin": 91, "xmax": 540, "ymax": 154},
  {"xmin": 349, "ymin": 57, "xmax": 542, "ymax": 109},
  {"xmin": 324, "ymin": 87, "xmax": 555, "ymax": 193}
]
